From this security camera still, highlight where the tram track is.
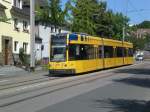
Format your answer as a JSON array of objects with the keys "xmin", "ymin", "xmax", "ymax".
[
  {"xmin": 0, "ymin": 61, "xmax": 142, "ymax": 91},
  {"xmin": 0, "ymin": 71, "xmax": 119, "ymax": 108},
  {"xmin": 0, "ymin": 76, "xmax": 61, "ymax": 91},
  {"xmin": 0, "ymin": 63, "xmax": 145, "ymax": 108},
  {"xmin": 0, "ymin": 77, "xmax": 47, "ymax": 86}
]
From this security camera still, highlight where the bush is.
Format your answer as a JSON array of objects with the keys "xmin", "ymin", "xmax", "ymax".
[{"xmin": 19, "ymin": 48, "xmax": 29, "ymax": 66}]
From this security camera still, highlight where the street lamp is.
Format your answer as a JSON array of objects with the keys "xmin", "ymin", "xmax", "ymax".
[{"xmin": 30, "ymin": 0, "xmax": 35, "ymax": 71}]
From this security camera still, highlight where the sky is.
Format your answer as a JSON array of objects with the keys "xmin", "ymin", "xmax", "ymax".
[{"xmin": 62, "ymin": 0, "xmax": 150, "ymax": 25}]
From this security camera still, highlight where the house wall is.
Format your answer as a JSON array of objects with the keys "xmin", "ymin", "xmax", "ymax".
[
  {"xmin": 38, "ymin": 25, "xmax": 50, "ymax": 59},
  {"xmin": 35, "ymin": 25, "xmax": 70, "ymax": 63},
  {"xmin": 0, "ymin": 0, "xmax": 30, "ymax": 65},
  {"xmin": 35, "ymin": 43, "xmax": 42, "ymax": 61}
]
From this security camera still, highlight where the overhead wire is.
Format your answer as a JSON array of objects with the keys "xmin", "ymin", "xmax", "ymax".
[{"xmin": 127, "ymin": 0, "xmax": 146, "ymax": 23}]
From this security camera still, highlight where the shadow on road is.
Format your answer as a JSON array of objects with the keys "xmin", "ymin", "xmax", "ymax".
[
  {"xmin": 114, "ymin": 68, "xmax": 150, "ymax": 75},
  {"xmin": 115, "ymin": 77, "xmax": 150, "ymax": 88},
  {"xmin": 113, "ymin": 68, "xmax": 150, "ymax": 88},
  {"xmin": 94, "ymin": 98, "xmax": 150, "ymax": 112}
]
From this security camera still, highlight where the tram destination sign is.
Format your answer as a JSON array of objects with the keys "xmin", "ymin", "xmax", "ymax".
[{"xmin": 51, "ymin": 35, "xmax": 67, "ymax": 45}]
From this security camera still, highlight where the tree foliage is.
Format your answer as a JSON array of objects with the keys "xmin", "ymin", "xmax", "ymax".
[
  {"xmin": 19, "ymin": 48, "xmax": 28, "ymax": 65},
  {"xmin": 136, "ymin": 21, "xmax": 150, "ymax": 29},
  {"xmin": 0, "ymin": 17, "xmax": 11, "ymax": 23},
  {"xmin": 36, "ymin": 0, "xmax": 69, "ymax": 29},
  {"xmin": 35, "ymin": 0, "xmax": 150, "ymax": 51},
  {"xmin": 36, "ymin": 0, "xmax": 129, "ymax": 39},
  {"xmin": 68, "ymin": 0, "xmax": 129, "ymax": 38},
  {"xmin": 70, "ymin": 0, "xmax": 98, "ymax": 35}
]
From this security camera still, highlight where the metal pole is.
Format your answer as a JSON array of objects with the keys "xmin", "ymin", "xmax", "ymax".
[
  {"xmin": 49, "ymin": 34, "xmax": 52, "ymax": 62},
  {"xmin": 30, "ymin": 0, "xmax": 35, "ymax": 71},
  {"xmin": 122, "ymin": 26, "xmax": 125, "ymax": 64},
  {"xmin": 123, "ymin": 26, "xmax": 125, "ymax": 42}
]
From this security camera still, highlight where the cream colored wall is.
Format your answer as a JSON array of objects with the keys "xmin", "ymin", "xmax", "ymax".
[{"xmin": 0, "ymin": 0, "xmax": 30, "ymax": 54}]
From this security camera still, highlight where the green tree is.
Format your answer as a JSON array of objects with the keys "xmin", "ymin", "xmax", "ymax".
[
  {"xmin": 69, "ymin": 0, "xmax": 129, "ymax": 38},
  {"xmin": 136, "ymin": 21, "xmax": 150, "ymax": 28},
  {"xmin": 70, "ymin": 0, "xmax": 98, "ymax": 35},
  {"xmin": 111, "ymin": 13, "xmax": 129, "ymax": 40},
  {"xmin": 0, "ymin": 16, "xmax": 11, "ymax": 22},
  {"xmin": 36, "ymin": 0, "xmax": 69, "ymax": 30},
  {"xmin": 94, "ymin": 1, "xmax": 129, "ymax": 39},
  {"xmin": 36, "ymin": 0, "xmax": 130, "ymax": 40},
  {"xmin": 19, "ymin": 48, "xmax": 28, "ymax": 65}
]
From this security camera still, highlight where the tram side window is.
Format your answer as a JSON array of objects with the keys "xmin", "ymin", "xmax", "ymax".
[
  {"xmin": 124, "ymin": 48, "xmax": 128, "ymax": 57},
  {"xmin": 116, "ymin": 47, "xmax": 123, "ymax": 57},
  {"xmin": 86, "ymin": 45, "xmax": 95, "ymax": 59},
  {"xmin": 98, "ymin": 46, "xmax": 102, "ymax": 58},
  {"xmin": 122, "ymin": 48, "xmax": 127, "ymax": 57},
  {"xmin": 69, "ymin": 44, "xmax": 78, "ymax": 60},
  {"xmin": 80, "ymin": 45, "xmax": 88, "ymax": 60},
  {"xmin": 69, "ymin": 44, "xmax": 95, "ymax": 60},
  {"xmin": 128, "ymin": 48, "xmax": 133, "ymax": 57},
  {"xmin": 104, "ymin": 46, "xmax": 113, "ymax": 58}
]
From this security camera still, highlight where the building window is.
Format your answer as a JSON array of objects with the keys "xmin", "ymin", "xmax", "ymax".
[
  {"xmin": 23, "ymin": 42, "xmax": 28, "ymax": 53},
  {"xmin": 14, "ymin": 41, "xmax": 18, "ymax": 51},
  {"xmin": 13, "ymin": 0, "xmax": 21, "ymax": 9},
  {"xmin": 23, "ymin": 21, "xmax": 28, "ymax": 33},
  {"xmin": 51, "ymin": 27, "xmax": 54, "ymax": 33},
  {"xmin": 59, "ymin": 29, "xmax": 61, "ymax": 33},
  {"xmin": 14, "ymin": 18, "xmax": 19, "ymax": 31}
]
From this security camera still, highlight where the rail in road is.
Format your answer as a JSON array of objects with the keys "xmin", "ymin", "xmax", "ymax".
[
  {"xmin": 0, "ymin": 77, "xmax": 61, "ymax": 91},
  {"xmin": 0, "ymin": 62, "xmax": 146, "ymax": 108},
  {"xmin": 0, "ymin": 72, "xmax": 48, "ymax": 86}
]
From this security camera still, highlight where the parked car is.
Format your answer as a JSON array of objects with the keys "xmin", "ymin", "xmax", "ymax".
[{"xmin": 136, "ymin": 55, "xmax": 144, "ymax": 61}]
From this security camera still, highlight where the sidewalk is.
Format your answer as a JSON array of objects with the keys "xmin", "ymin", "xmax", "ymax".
[{"xmin": 0, "ymin": 66, "xmax": 48, "ymax": 78}]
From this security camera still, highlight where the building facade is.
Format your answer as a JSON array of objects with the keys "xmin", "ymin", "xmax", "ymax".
[
  {"xmin": 136, "ymin": 28, "xmax": 150, "ymax": 38},
  {"xmin": 0, "ymin": 0, "xmax": 30, "ymax": 65},
  {"xmin": 35, "ymin": 24, "xmax": 70, "ymax": 63}
]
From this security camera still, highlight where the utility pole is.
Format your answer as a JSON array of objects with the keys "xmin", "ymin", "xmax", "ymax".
[
  {"xmin": 123, "ymin": 26, "xmax": 125, "ymax": 42},
  {"xmin": 30, "ymin": 0, "xmax": 35, "ymax": 71},
  {"xmin": 122, "ymin": 26, "xmax": 125, "ymax": 64}
]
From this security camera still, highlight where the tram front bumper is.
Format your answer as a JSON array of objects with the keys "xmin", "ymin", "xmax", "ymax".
[{"xmin": 49, "ymin": 69, "xmax": 76, "ymax": 74}]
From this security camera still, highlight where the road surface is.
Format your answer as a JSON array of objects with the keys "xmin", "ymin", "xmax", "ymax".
[{"xmin": 0, "ymin": 61, "xmax": 149, "ymax": 112}]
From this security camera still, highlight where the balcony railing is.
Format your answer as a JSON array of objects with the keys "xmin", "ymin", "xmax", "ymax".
[{"xmin": 10, "ymin": 6, "xmax": 29, "ymax": 18}]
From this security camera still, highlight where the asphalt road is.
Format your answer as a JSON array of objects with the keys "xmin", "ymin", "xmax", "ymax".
[{"xmin": 0, "ymin": 61, "xmax": 150, "ymax": 112}]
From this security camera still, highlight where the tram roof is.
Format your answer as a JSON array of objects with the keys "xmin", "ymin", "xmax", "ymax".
[
  {"xmin": 69, "ymin": 33, "xmax": 132, "ymax": 42},
  {"xmin": 56, "ymin": 33, "xmax": 133, "ymax": 47}
]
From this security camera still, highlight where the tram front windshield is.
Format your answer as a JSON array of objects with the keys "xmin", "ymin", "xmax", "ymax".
[{"xmin": 50, "ymin": 35, "xmax": 67, "ymax": 62}]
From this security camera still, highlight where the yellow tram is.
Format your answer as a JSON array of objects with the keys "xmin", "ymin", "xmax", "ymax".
[{"xmin": 49, "ymin": 33, "xmax": 133, "ymax": 74}]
